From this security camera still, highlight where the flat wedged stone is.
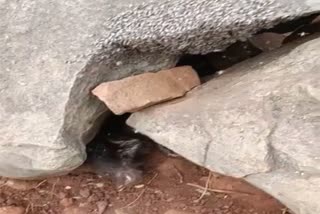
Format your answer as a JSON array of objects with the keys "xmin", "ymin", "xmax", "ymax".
[
  {"xmin": 92, "ymin": 66, "xmax": 200, "ymax": 115},
  {"xmin": 127, "ymin": 35, "xmax": 320, "ymax": 214}
]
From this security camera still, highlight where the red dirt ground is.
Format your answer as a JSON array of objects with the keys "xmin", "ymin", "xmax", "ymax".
[{"xmin": 0, "ymin": 151, "xmax": 291, "ymax": 214}]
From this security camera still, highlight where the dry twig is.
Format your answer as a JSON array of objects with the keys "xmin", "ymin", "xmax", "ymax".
[
  {"xmin": 25, "ymin": 202, "xmax": 34, "ymax": 214},
  {"xmin": 121, "ymin": 173, "xmax": 158, "ymax": 208},
  {"xmin": 50, "ymin": 178, "xmax": 59, "ymax": 199},
  {"xmin": 173, "ymin": 165, "xmax": 184, "ymax": 184},
  {"xmin": 34, "ymin": 180, "xmax": 47, "ymax": 189},
  {"xmin": 0, "ymin": 179, "xmax": 6, "ymax": 188},
  {"xmin": 194, "ymin": 172, "xmax": 212, "ymax": 202},
  {"xmin": 187, "ymin": 183, "xmax": 253, "ymax": 196}
]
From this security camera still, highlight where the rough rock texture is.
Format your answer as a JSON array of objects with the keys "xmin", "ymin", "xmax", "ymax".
[
  {"xmin": 0, "ymin": 0, "xmax": 319, "ymax": 178},
  {"xmin": 127, "ymin": 36, "xmax": 320, "ymax": 214},
  {"xmin": 92, "ymin": 66, "xmax": 200, "ymax": 115}
]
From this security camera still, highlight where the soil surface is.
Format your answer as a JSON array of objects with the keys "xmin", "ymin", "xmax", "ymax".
[{"xmin": 0, "ymin": 151, "xmax": 291, "ymax": 214}]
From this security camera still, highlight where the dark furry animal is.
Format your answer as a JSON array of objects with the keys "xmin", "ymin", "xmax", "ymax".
[
  {"xmin": 86, "ymin": 114, "xmax": 178, "ymax": 187},
  {"xmin": 86, "ymin": 130, "xmax": 154, "ymax": 187}
]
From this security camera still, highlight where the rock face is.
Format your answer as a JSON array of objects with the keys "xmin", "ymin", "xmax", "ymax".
[
  {"xmin": 92, "ymin": 66, "xmax": 200, "ymax": 115},
  {"xmin": 127, "ymin": 36, "xmax": 320, "ymax": 214},
  {"xmin": 0, "ymin": 0, "xmax": 174, "ymax": 178},
  {"xmin": 0, "ymin": 0, "xmax": 319, "ymax": 178}
]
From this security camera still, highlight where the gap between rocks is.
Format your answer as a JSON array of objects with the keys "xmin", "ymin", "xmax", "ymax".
[
  {"xmin": 82, "ymin": 14, "xmax": 319, "ymax": 213},
  {"xmin": 86, "ymin": 13, "xmax": 320, "ymax": 187}
]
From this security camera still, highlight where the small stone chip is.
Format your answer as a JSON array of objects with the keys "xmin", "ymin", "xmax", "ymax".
[
  {"xmin": 65, "ymin": 186, "xmax": 72, "ymax": 190},
  {"xmin": 95, "ymin": 183, "xmax": 104, "ymax": 188}
]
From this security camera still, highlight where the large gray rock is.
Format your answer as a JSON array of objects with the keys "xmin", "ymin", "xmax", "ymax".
[
  {"xmin": 127, "ymin": 35, "xmax": 320, "ymax": 214},
  {"xmin": 0, "ymin": 0, "xmax": 172, "ymax": 178},
  {"xmin": 0, "ymin": 0, "xmax": 319, "ymax": 178}
]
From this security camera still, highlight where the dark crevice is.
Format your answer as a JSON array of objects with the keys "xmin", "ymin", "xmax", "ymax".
[
  {"xmin": 176, "ymin": 54, "xmax": 216, "ymax": 78},
  {"xmin": 84, "ymin": 13, "xmax": 320, "ymax": 188},
  {"xmin": 176, "ymin": 40, "xmax": 262, "ymax": 81},
  {"xmin": 258, "ymin": 13, "xmax": 319, "ymax": 34},
  {"xmin": 176, "ymin": 13, "xmax": 320, "ymax": 81},
  {"xmin": 85, "ymin": 113, "xmax": 175, "ymax": 187}
]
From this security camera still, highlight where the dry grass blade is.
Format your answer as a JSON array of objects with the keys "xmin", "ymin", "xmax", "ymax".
[
  {"xmin": 50, "ymin": 178, "xmax": 60, "ymax": 199},
  {"xmin": 25, "ymin": 202, "xmax": 34, "ymax": 214},
  {"xmin": 173, "ymin": 165, "xmax": 184, "ymax": 184},
  {"xmin": 124, "ymin": 188, "xmax": 147, "ymax": 208},
  {"xmin": 187, "ymin": 183, "xmax": 253, "ymax": 196},
  {"xmin": 34, "ymin": 180, "xmax": 47, "ymax": 189},
  {"xmin": 121, "ymin": 173, "xmax": 158, "ymax": 208},
  {"xmin": 194, "ymin": 172, "xmax": 212, "ymax": 202}
]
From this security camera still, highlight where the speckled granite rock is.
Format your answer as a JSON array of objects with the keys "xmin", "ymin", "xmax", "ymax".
[{"xmin": 127, "ymin": 35, "xmax": 320, "ymax": 214}]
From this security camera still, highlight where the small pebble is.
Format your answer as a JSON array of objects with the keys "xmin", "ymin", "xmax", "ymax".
[
  {"xmin": 96, "ymin": 183, "xmax": 104, "ymax": 188},
  {"xmin": 217, "ymin": 70, "xmax": 225, "ymax": 75}
]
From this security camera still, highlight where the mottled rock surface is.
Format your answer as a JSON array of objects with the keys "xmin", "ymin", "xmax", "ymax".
[
  {"xmin": 127, "ymin": 36, "xmax": 320, "ymax": 214},
  {"xmin": 0, "ymin": 0, "xmax": 319, "ymax": 178},
  {"xmin": 92, "ymin": 66, "xmax": 200, "ymax": 115}
]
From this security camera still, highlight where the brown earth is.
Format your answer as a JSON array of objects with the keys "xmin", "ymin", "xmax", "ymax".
[{"xmin": 0, "ymin": 151, "xmax": 291, "ymax": 214}]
